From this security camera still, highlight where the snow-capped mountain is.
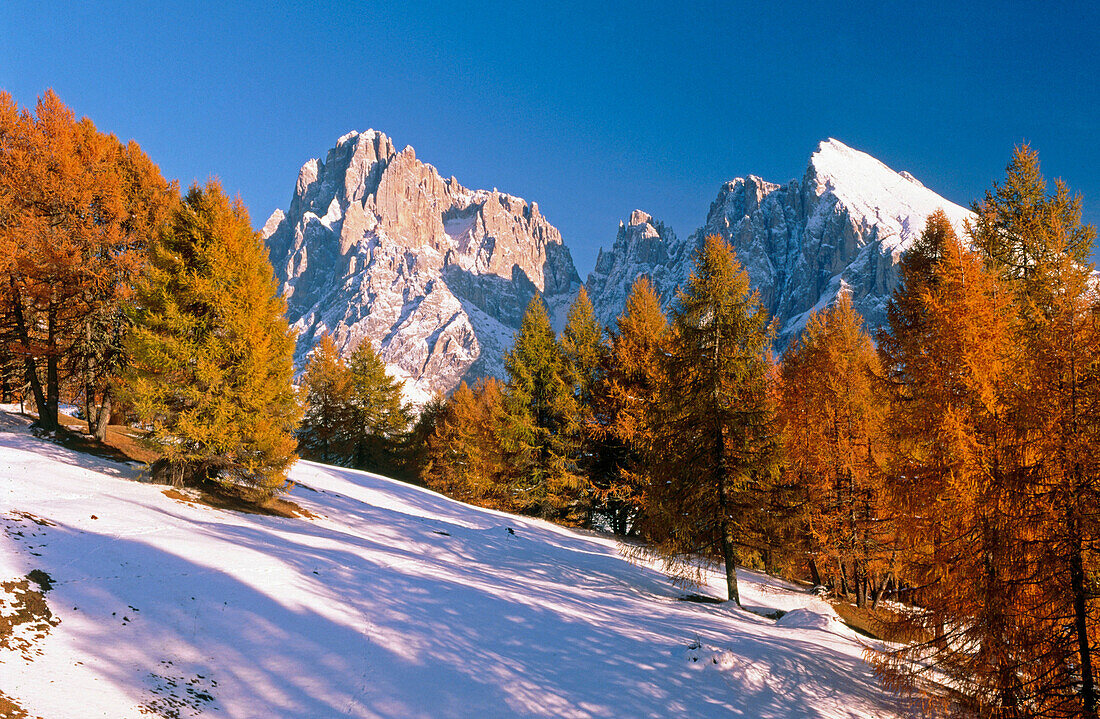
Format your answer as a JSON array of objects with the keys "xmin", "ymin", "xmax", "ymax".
[
  {"xmin": 586, "ymin": 139, "xmax": 972, "ymax": 343},
  {"xmin": 263, "ymin": 130, "xmax": 581, "ymax": 402}
]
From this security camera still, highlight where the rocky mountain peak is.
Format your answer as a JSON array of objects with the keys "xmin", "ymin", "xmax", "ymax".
[
  {"xmin": 263, "ymin": 130, "xmax": 581, "ymax": 403},
  {"xmin": 586, "ymin": 139, "xmax": 971, "ymax": 345},
  {"xmin": 587, "ymin": 210, "xmax": 680, "ymax": 326}
]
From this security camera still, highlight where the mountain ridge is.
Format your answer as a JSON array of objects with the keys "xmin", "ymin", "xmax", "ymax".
[
  {"xmin": 262, "ymin": 129, "xmax": 582, "ymax": 402},
  {"xmin": 586, "ymin": 138, "xmax": 972, "ymax": 342}
]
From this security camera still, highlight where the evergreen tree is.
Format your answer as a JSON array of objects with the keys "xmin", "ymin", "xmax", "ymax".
[
  {"xmin": 500, "ymin": 296, "xmax": 585, "ymax": 521},
  {"xmin": 121, "ymin": 182, "xmax": 300, "ymax": 492},
  {"xmin": 560, "ymin": 286, "xmax": 605, "ymax": 407},
  {"xmin": 780, "ymin": 292, "xmax": 888, "ymax": 606},
  {"xmin": 298, "ymin": 334, "xmax": 354, "ymax": 464},
  {"xmin": 640, "ymin": 236, "xmax": 780, "ymax": 605},
  {"xmin": 972, "ymin": 147, "xmax": 1100, "ymax": 718},
  {"xmin": 399, "ymin": 392, "xmax": 446, "ymax": 483},
  {"xmin": 345, "ymin": 340, "xmax": 411, "ymax": 475},
  {"xmin": 587, "ymin": 277, "xmax": 667, "ymax": 535}
]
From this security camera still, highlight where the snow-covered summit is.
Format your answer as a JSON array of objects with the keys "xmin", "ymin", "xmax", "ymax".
[
  {"xmin": 586, "ymin": 138, "xmax": 973, "ymax": 344},
  {"xmin": 809, "ymin": 138, "xmax": 971, "ymax": 247}
]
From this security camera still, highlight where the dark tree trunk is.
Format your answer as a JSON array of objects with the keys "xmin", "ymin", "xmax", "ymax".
[
  {"xmin": 1070, "ymin": 515, "xmax": 1098, "ymax": 719},
  {"xmin": 808, "ymin": 557, "xmax": 823, "ymax": 587},
  {"xmin": 9, "ymin": 279, "xmax": 48, "ymax": 422},
  {"xmin": 44, "ymin": 297, "xmax": 59, "ymax": 432},
  {"xmin": 93, "ymin": 390, "xmax": 111, "ymax": 442},
  {"xmin": 716, "ymin": 424, "xmax": 739, "ymax": 606}
]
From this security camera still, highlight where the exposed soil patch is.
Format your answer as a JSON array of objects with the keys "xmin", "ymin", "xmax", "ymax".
[
  {"xmin": 49, "ymin": 413, "xmax": 158, "ymax": 465},
  {"xmin": 138, "ymin": 660, "xmax": 218, "ymax": 718},
  {"xmin": 0, "ymin": 690, "xmax": 43, "ymax": 719},
  {"xmin": 830, "ymin": 599, "xmax": 919, "ymax": 642},
  {"xmin": 162, "ymin": 483, "xmax": 315, "ymax": 520},
  {"xmin": 0, "ymin": 570, "xmax": 59, "ymax": 661},
  {"xmin": 7, "ymin": 512, "xmax": 54, "ymax": 528}
]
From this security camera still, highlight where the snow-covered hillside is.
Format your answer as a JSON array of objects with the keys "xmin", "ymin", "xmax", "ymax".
[{"xmin": 0, "ymin": 414, "xmax": 903, "ymax": 718}]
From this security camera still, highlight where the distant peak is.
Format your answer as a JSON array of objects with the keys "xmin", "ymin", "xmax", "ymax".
[
  {"xmin": 337, "ymin": 128, "xmax": 389, "ymax": 145},
  {"xmin": 628, "ymin": 209, "xmax": 653, "ymax": 227}
]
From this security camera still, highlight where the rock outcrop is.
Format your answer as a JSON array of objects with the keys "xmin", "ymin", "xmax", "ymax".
[
  {"xmin": 585, "ymin": 139, "xmax": 972, "ymax": 345},
  {"xmin": 263, "ymin": 130, "xmax": 581, "ymax": 403}
]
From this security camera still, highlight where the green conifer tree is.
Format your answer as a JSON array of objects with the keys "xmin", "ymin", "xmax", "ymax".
[
  {"xmin": 640, "ymin": 236, "xmax": 780, "ymax": 605},
  {"xmin": 560, "ymin": 286, "xmax": 606, "ymax": 406},
  {"xmin": 121, "ymin": 182, "xmax": 300, "ymax": 492},
  {"xmin": 346, "ymin": 340, "xmax": 411, "ymax": 475},
  {"xmin": 298, "ymin": 334, "xmax": 354, "ymax": 464},
  {"xmin": 501, "ymin": 296, "xmax": 584, "ymax": 521}
]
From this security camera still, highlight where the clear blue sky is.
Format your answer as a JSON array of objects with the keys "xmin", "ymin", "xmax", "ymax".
[{"xmin": 3, "ymin": 1, "xmax": 1097, "ymax": 275}]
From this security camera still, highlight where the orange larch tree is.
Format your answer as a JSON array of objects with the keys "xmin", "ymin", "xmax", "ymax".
[{"xmin": 779, "ymin": 291, "xmax": 889, "ymax": 607}]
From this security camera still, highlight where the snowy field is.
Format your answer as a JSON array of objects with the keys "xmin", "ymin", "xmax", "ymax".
[{"xmin": 0, "ymin": 411, "xmax": 903, "ymax": 718}]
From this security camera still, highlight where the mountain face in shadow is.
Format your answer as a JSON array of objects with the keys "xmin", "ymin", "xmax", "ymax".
[{"xmin": 586, "ymin": 139, "xmax": 972, "ymax": 345}]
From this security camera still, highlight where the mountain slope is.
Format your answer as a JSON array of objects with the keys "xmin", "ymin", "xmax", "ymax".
[
  {"xmin": 263, "ymin": 131, "xmax": 581, "ymax": 402},
  {"xmin": 0, "ymin": 413, "xmax": 904, "ymax": 718},
  {"xmin": 587, "ymin": 139, "xmax": 972, "ymax": 342}
]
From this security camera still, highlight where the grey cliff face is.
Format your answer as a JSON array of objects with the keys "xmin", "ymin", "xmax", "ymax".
[
  {"xmin": 263, "ymin": 130, "xmax": 581, "ymax": 403},
  {"xmin": 585, "ymin": 139, "xmax": 972, "ymax": 346}
]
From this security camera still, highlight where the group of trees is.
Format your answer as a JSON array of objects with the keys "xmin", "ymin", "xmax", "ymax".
[
  {"xmin": 0, "ymin": 91, "xmax": 299, "ymax": 492},
  {"xmin": 296, "ymin": 333, "xmax": 410, "ymax": 478},
  {"xmin": 413, "ymin": 147, "xmax": 1100, "ymax": 717},
  {"xmin": 8, "ymin": 89, "xmax": 1100, "ymax": 716},
  {"xmin": 420, "ymin": 241, "xmax": 784, "ymax": 606},
  {"xmin": 869, "ymin": 149, "xmax": 1100, "ymax": 718}
]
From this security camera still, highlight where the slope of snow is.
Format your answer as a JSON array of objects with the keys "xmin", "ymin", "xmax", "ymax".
[
  {"xmin": 810, "ymin": 138, "xmax": 972, "ymax": 249},
  {"xmin": 0, "ymin": 415, "xmax": 903, "ymax": 718}
]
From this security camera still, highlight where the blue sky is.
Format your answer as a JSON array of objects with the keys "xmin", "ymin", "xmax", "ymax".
[{"xmin": 3, "ymin": 1, "xmax": 1097, "ymax": 275}]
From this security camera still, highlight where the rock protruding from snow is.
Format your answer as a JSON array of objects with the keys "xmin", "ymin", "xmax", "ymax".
[
  {"xmin": 775, "ymin": 607, "xmax": 857, "ymax": 639},
  {"xmin": 586, "ymin": 139, "xmax": 972, "ymax": 344},
  {"xmin": 263, "ymin": 130, "xmax": 582, "ymax": 400}
]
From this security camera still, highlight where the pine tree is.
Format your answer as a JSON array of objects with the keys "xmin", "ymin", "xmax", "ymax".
[
  {"xmin": 345, "ymin": 340, "xmax": 411, "ymax": 475},
  {"xmin": 587, "ymin": 276, "xmax": 668, "ymax": 535},
  {"xmin": 640, "ymin": 236, "xmax": 780, "ymax": 605},
  {"xmin": 779, "ymin": 291, "xmax": 888, "ymax": 606},
  {"xmin": 298, "ymin": 334, "xmax": 354, "ymax": 464},
  {"xmin": 400, "ymin": 392, "xmax": 447, "ymax": 483},
  {"xmin": 500, "ymin": 296, "xmax": 585, "ymax": 521},
  {"xmin": 121, "ymin": 182, "xmax": 300, "ymax": 492},
  {"xmin": 560, "ymin": 286, "xmax": 605, "ymax": 407},
  {"xmin": 423, "ymin": 379, "xmax": 508, "ymax": 508}
]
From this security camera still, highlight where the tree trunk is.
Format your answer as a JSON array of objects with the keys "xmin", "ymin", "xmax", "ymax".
[
  {"xmin": 808, "ymin": 557, "xmax": 823, "ymax": 587},
  {"xmin": 716, "ymin": 423, "xmax": 740, "ymax": 606},
  {"xmin": 9, "ymin": 279, "xmax": 48, "ymax": 422},
  {"xmin": 93, "ymin": 390, "xmax": 111, "ymax": 442},
  {"xmin": 1070, "ymin": 514, "xmax": 1098, "ymax": 719},
  {"xmin": 44, "ymin": 296, "xmax": 59, "ymax": 432}
]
